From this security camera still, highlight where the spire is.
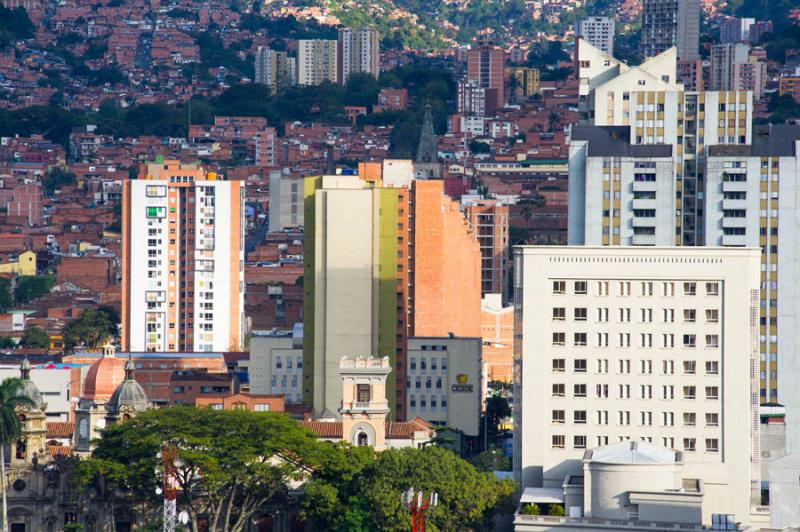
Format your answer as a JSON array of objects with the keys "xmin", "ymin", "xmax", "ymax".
[
  {"xmin": 416, "ymin": 103, "xmax": 438, "ymax": 164},
  {"xmin": 20, "ymin": 358, "xmax": 31, "ymax": 381},
  {"xmin": 325, "ymin": 144, "xmax": 336, "ymax": 175}
]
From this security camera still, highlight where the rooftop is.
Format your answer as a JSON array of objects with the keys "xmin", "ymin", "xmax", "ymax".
[{"xmin": 571, "ymin": 126, "xmax": 673, "ymax": 158}]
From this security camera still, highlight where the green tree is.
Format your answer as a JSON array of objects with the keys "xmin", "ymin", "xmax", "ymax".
[
  {"xmin": 0, "ymin": 279, "xmax": 11, "ymax": 313},
  {"xmin": 301, "ymin": 445, "xmax": 515, "ymax": 531},
  {"xmin": 0, "ymin": 378, "xmax": 35, "ymax": 532},
  {"xmin": 0, "ymin": 337, "xmax": 14, "ymax": 349},
  {"xmin": 78, "ymin": 407, "xmax": 327, "ymax": 532},
  {"xmin": 19, "ymin": 326, "xmax": 48, "ymax": 349},
  {"xmin": 481, "ymin": 395, "xmax": 511, "ymax": 448},
  {"xmin": 14, "ymin": 275, "xmax": 55, "ymax": 304},
  {"xmin": 470, "ymin": 448, "xmax": 511, "ymax": 472},
  {"xmin": 62, "ymin": 307, "xmax": 118, "ymax": 352}
]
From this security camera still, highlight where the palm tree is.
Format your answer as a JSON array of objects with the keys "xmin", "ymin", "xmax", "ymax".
[{"xmin": 0, "ymin": 378, "xmax": 34, "ymax": 532}]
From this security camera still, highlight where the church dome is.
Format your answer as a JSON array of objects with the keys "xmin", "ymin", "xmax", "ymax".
[
  {"xmin": 16, "ymin": 358, "xmax": 43, "ymax": 410},
  {"xmin": 107, "ymin": 360, "xmax": 149, "ymax": 414},
  {"xmin": 83, "ymin": 350, "xmax": 126, "ymax": 401}
]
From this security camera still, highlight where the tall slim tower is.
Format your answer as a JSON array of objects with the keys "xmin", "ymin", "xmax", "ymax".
[
  {"xmin": 467, "ymin": 40, "xmax": 506, "ymax": 110},
  {"xmin": 337, "ymin": 28, "xmax": 380, "ymax": 84},
  {"xmin": 641, "ymin": 0, "xmax": 700, "ymax": 61},
  {"xmin": 122, "ymin": 159, "xmax": 245, "ymax": 353},
  {"xmin": 298, "ymin": 40, "xmax": 337, "ymax": 86}
]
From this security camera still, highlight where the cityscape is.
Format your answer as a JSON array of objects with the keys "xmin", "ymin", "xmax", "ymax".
[{"xmin": 0, "ymin": 0, "xmax": 798, "ymax": 530}]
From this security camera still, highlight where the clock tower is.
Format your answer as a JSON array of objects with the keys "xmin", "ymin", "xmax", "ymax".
[{"xmin": 339, "ymin": 356, "xmax": 391, "ymax": 450}]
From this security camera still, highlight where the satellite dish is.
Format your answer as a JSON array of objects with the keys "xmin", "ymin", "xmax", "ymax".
[{"xmin": 179, "ymin": 511, "xmax": 189, "ymax": 524}]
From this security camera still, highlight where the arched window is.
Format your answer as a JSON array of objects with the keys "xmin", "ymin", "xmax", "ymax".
[
  {"xmin": 357, "ymin": 432, "xmax": 369, "ymax": 447},
  {"xmin": 15, "ymin": 439, "xmax": 25, "ymax": 460}
]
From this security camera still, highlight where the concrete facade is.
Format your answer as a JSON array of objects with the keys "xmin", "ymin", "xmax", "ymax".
[
  {"xmin": 513, "ymin": 246, "xmax": 761, "ymax": 526},
  {"xmin": 121, "ymin": 160, "xmax": 245, "ymax": 353},
  {"xmin": 406, "ymin": 336, "xmax": 482, "ymax": 436}
]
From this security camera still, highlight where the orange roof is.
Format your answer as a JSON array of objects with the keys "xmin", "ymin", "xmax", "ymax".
[
  {"xmin": 83, "ymin": 356, "xmax": 126, "ymax": 400},
  {"xmin": 46, "ymin": 421, "xmax": 74, "ymax": 438},
  {"xmin": 300, "ymin": 421, "xmax": 343, "ymax": 438},
  {"xmin": 47, "ymin": 444, "xmax": 73, "ymax": 457},
  {"xmin": 386, "ymin": 417, "xmax": 435, "ymax": 439}
]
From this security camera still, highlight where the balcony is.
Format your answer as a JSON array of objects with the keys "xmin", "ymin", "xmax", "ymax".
[
  {"xmin": 632, "ymin": 217, "xmax": 657, "ymax": 228},
  {"xmin": 721, "ymin": 199, "xmax": 747, "ymax": 210},
  {"xmin": 632, "ymin": 234, "xmax": 656, "ymax": 246},
  {"xmin": 721, "ymin": 217, "xmax": 747, "ymax": 229},
  {"xmin": 632, "ymin": 181, "xmax": 658, "ymax": 192},
  {"xmin": 722, "ymin": 234, "xmax": 747, "ymax": 246},
  {"xmin": 631, "ymin": 199, "xmax": 657, "ymax": 210},
  {"xmin": 722, "ymin": 181, "xmax": 748, "ymax": 193}
]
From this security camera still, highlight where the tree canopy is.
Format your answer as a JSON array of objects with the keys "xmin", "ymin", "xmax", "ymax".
[
  {"xmin": 62, "ymin": 306, "xmax": 119, "ymax": 351},
  {"xmin": 19, "ymin": 326, "xmax": 49, "ymax": 349},
  {"xmin": 77, "ymin": 407, "xmax": 328, "ymax": 532},
  {"xmin": 14, "ymin": 275, "xmax": 55, "ymax": 305},
  {"xmin": 300, "ymin": 444, "xmax": 515, "ymax": 532}
]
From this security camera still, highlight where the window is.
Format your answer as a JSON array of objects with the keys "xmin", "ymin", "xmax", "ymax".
[
  {"xmin": 641, "ymin": 411, "xmax": 653, "ymax": 426},
  {"xmin": 618, "ymin": 359, "xmax": 631, "ymax": 374},
  {"xmin": 573, "ymin": 435, "xmax": 587, "ymax": 449},
  {"xmin": 574, "ymin": 384, "xmax": 587, "ymax": 397},
  {"xmin": 618, "ymin": 411, "xmax": 631, "ymax": 425},
  {"xmin": 553, "ymin": 281, "xmax": 566, "ymax": 294},
  {"xmin": 661, "ymin": 411, "xmax": 674, "ymax": 426},
  {"xmin": 684, "ymin": 438, "xmax": 696, "ymax": 452},
  {"xmin": 683, "ymin": 386, "xmax": 696, "ymax": 400},
  {"xmin": 641, "ymin": 282, "xmax": 653, "ymax": 296},
  {"xmin": 619, "ymin": 282, "xmax": 631, "ymax": 296},
  {"xmin": 706, "ymin": 309, "xmax": 719, "ymax": 323},
  {"xmin": 663, "ymin": 282, "xmax": 675, "ymax": 296},
  {"xmin": 706, "ymin": 282, "xmax": 719, "ymax": 296},
  {"xmin": 211, "ymin": 403, "xmax": 223, "ymax": 410},
  {"xmin": 146, "ymin": 185, "xmax": 166, "ymax": 197},
  {"xmin": 552, "ymin": 307, "xmax": 566, "ymax": 320},
  {"xmin": 596, "ymin": 384, "xmax": 609, "ymax": 398},
  {"xmin": 574, "ymin": 359, "xmax": 587, "ymax": 373},
  {"xmin": 683, "ymin": 361, "xmax": 696, "ymax": 374},
  {"xmin": 552, "ymin": 384, "xmax": 565, "ymax": 397},
  {"xmin": 598, "ymin": 281, "xmax": 609, "ymax": 295},
  {"xmin": 574, "ymin": 410, "xmax": 587, "ymax": 424},
  {"xmin": 597, "ymin": 308, "xmax": 609, "ymax": 322},
  {"xmin": 618, "ymin": 384, "xmax": 631, "ymax": 399},
  {"xmin": 552, "ymin": 332, "xmax": 565, "ymax": 346},
  {"xmin": 552, "ymin": 359, "xmax": 565, "ymax": 372},
  {"xmin": 574, "ymin": 308, "xmax": 587, "ymax": 321},
  {"xmin": 574, "ymin": 281, "xmax": 587, "ymax": 294},
  {"xmin": 552, "ymin": 410, "xmax": 565, "ymax": 423},
  {"xmin": 662, "ymin": 360, "xmax": 674, "ymax": 374},
  {"xmin": 574, "ymin": 333, "xmax": 587, "ymax": 346},
  {"xmin": 705, "ymin": 386, "xmax": 719, "ymax": 400},
  {"xmin": 705, "ymin": 335, "xmax": 719, "ymax": 348},
  {"xmin": 683, "ymin": 309, "xmax": 696, "ymax": 322},
  {"xmin": 683, "ymin": 334, "xmax": 696, "ymax": 348},
  {"xmin": 683, "ymin": 412, "xmax": 696, "ymax": 426},
  {"xmin": 597, "ymin": 410, "xmax": 609, "ymax": 424},
  {"xmin": 597, "ymin": 359, "xmax": 608, "ymax": 373},
  {"xmin": 683, "ymin": 282, "xmax": 696, "ymax": 296},
  {"xmin": 705, "ymin": 361, "xmax": 719, "ymax": 375},
  {"xmin": 663, "ymin": 308, "xmax": 675, "ymax": 322},
  {"xmin": 410, "ymin": 358, "xmax": 416, "ymax": 370},
  {"xmin": 552, "ymin": 435, "xmax": 565, "ymax": 448},
  {"xmin": 706, "ymin": 413, "xmax": 719, "ymax": 427},
  {"xmin": 705, "ymin": 439, "xmax": 719, "ymax": 453}
]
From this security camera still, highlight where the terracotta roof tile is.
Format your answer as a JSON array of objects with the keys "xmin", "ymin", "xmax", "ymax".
[
  {"xmin": 300, "ymin": 421, "xmax": 343, "ymax": 438},
  {"xmin": 46, "ymin": 421, "xmax": 74, "ymax": 438},
  {"xmin": 47, "ymin": 444, "xmax": 73, "ymax": 457}
]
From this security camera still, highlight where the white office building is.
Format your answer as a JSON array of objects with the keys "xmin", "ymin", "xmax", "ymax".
[{"xmin": 513, "ymin": 246, "xmax": 761, "ymax": 526}]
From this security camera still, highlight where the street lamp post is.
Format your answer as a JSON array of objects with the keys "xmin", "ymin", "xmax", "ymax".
[{"xmin": 402, "ymin": 488, "xmax": 438, "ymax": 532}]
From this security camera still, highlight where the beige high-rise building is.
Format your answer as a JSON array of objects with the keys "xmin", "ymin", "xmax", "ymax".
[
  {"xmin": 513, "ymin": 246, "xmax": 761, "ymax": 525},
  {"xmin": 121, "ymin": 159, "xmax": 245, "ymax": 353},
  {"xmin": 337, "ymin": 28, "xmax": 380, "ymax": 84},
  {"xmin": 297, "ymin": 39, "xmax": 337, "ymax": 86},
  {"xmin": 254, "ymin": 46, "xmax": 296, "ymax": 93}
]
